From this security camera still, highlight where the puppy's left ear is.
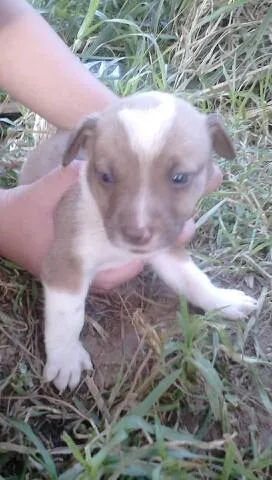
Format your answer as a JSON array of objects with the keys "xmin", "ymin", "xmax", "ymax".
[
  {"xmin": 63, "ymin": 116, "xmax": 98, "ymax": 167},
  {"xmin": 207, "ymin": 113, "xmax": 236, "ymax": 160}
]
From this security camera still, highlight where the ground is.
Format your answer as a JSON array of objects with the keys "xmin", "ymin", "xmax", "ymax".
[{"xmin": 0, "ymin": 0, "xmax": 271, "ymax": 479}]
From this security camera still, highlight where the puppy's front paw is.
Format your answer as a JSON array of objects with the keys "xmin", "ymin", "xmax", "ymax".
[
  {"xmin": 211, "ymin": 288, "xmax": 258, "ymax": 320},
  {"xmin": 44, "ymin": 341, "xmax": 93, "ymax": 392}
]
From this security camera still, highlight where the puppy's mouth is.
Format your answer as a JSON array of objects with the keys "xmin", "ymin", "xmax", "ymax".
[
  {"xmin": 106, "ymin": 221, "xmax": 190, "ymax": 254},
  {"xmin": 128, "ymin": 246, "xmax": 155, "ymax": 255},
  {"xmin": 117, "ymin": 241, "xmax": 158, "ymax": 255},
  {"xmin": 111, "ymin": 235, "xmax": 173, "ymax": 256}
]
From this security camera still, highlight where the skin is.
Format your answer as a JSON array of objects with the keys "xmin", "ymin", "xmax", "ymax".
[{"xmin": 0, "ymin": 0, "xmax": 222, "ymax": 289}]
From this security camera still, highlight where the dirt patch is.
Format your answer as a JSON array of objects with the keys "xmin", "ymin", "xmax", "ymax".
[
  {"xmin": 82, "ymin": 267, "xmax": 180, "ymax": 389},
  {"xmin": 0, "ymin": 264, "xmax": 178, "ymax": 387}
]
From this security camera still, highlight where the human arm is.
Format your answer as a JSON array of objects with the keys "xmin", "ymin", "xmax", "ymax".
[{"xmin": 0, "ymin": 0, "xmax": 116, "ymax": 128}]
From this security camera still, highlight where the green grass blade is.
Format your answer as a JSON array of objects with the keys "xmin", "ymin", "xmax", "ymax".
[
  {"xmin": 128, "ymin": 368, "xmax": 183, "ymax": 417},
  {"xmin": 73, "ymin": 0, "xmax": 100, "ymax": 52},
  {"xmin": 9, "ymin": 419, "xmax": 57, "ymax": 479}
]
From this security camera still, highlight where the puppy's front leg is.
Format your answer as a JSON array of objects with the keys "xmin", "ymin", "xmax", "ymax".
[
  {"xmin": 43, "ymin": 276, "xmax": 92, "ymax": 392},
  {"xmin": 151, "ymin": 249, "xmax": 257, "ymax": 319}
]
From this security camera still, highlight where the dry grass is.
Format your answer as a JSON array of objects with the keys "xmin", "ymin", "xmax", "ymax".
[{"xmin": 0, "ymin": 0, "xmax": 272, "ymax": 478}]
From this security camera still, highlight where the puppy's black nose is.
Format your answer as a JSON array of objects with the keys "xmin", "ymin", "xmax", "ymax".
[{"xmin": 121, "ymin": 226, "xmax": 153, "ymax": 245}]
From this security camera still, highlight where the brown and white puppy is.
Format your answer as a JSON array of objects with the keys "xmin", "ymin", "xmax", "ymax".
[{"xmin": 20, "ymin": 91, "xmax": 257, "ymax": 391}]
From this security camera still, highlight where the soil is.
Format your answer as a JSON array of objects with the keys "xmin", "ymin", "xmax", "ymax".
[{"xmin": 1, "ymin": 263, "xmax": 272, "ymax": 452}]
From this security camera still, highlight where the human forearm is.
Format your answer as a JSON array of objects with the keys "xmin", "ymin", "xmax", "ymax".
[{"xmin": 0, "ymin": 0, "xmax": 116, "ymax": 129}]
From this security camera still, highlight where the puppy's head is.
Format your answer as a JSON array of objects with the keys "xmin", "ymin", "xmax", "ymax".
[{"xmin": 63, "ymin": 92, "xmax": 235, "ymax": 253}]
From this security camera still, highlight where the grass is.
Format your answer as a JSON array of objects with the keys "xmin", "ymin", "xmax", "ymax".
[{"xmin": 0, "ymin": 0, "xmax": 272, "ymax": 478}]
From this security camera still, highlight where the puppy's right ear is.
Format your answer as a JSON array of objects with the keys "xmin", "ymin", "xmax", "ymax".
[
  {"xmin": 206, "ymin": 113, "xmax": 236, "ymax": 160},
  {"xmin": 62, "ymin": 116, "xmax": 98, "ymax": 167}
]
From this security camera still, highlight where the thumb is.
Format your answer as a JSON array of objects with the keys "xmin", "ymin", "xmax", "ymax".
[{"xmin": 31, "ymin": 160, "xmax": 82, "ymax": 208}]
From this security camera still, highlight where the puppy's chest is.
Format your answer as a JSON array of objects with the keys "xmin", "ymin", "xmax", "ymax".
[{"xmin": 73, "ymin": 222, "xmax": 137, "ymax": 273}]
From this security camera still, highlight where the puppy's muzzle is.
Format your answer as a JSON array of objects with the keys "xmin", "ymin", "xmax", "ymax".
[{"xmin": 121, "ymin": 225, "xmax": 153, "ymax": 246}]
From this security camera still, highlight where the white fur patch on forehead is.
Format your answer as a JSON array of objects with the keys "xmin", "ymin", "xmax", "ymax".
[{"xmin": 118, "ymin": 92, "xmax": 176, "ymax": 158}]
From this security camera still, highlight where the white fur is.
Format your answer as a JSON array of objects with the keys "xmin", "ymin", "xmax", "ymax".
[
  {"xmin": 118, "ymin": 92, "xmax": 176, "ymax": 159},
  {"xmin": 43, "ymin": 284, "xmax": 92, "ymax": 391},
  {"xmin": 44, "ymin": 246, "xmax": 257, "ymax": 391},
  {"xmin": 151, "ymin": 253, "xmax": 258, "ymax": 319},
  {"xmin": 44, "ymin": 245, "xmax": 257, "ymax": 391}
]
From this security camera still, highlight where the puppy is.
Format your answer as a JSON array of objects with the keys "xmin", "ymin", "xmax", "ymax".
[{"xmin": 20, "ymin": 91, "xmax": 257, "ymax": 391}]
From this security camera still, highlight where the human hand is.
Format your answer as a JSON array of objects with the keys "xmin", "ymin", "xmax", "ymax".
[{"xmin": 0, "ymin": 162, "xmax": 82, "ymax": 277}]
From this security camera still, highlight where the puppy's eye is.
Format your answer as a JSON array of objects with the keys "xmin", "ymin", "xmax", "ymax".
[
  {"xmin": 98, "ymin": 172, "xmax": 115, "ymax": 184},
  {"xmin": 171, "ymin": 173, "xmax": 190, "ymax": 186}
]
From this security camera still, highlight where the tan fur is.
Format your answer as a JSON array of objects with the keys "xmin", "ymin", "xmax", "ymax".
[
  {"xmin": 42, "ymin": 184, "xmax": 84, "ymax": 292},
  {"xmin": 19, "ymin": 131, "xmax": 71, "ymax": 185},
  {"xmin": 20, "ymin": 91, "xmax": 235, "ymax": 291}
]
